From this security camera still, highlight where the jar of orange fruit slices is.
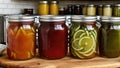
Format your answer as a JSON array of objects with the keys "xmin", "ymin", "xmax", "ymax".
[{"xmin": 7, "ymin": 15, "xmax": 36, "ymax": 60}]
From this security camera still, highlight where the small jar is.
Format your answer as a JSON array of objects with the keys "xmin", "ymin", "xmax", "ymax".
[
  {"xmin": 66, "ymin": 5, "xmax": 73, "ymax": 15},
  {"xmin": 113, "ymin": 4, "xmax": 120, "ymax": 16},
  {"xmin": 70, "ymin": 15, "xmax": 98, "ymax": 59},
  {"xmin": 87, "ymin": 4, "xmax": 96, "ymax": 16},
  {"xmin": 7, "ymin": 15, "xmax": 36, "ymax": 60},
  {"xmin": 103, "ymin": 5, "xmax": 112, "ymax": 16},
  {"xmin": 38, "ymin": 15, "xmax": 68, "ymax": 59},
  {"xmin": 99, "ymin": 16, "xmax": 120, "ymax": 58},
  {"xmin": 97, "ymin": 5, "xmax": 103, "ymax": 16},
  {"xmin": 38, "ymin": 1, "xmax": 49, "ymax": 15},
  {"xmin": 59, "ymin": 6, "xmax": 65, "ymax": 15},
  {"xmin": 82, "ymin": 4, "xmax": 87, "ymax": 15},
  {"xmin": 74, "ymin": 5, "xmax": 82, "ymax": 15},
  {"xmin": 50, "ymin": 1, "xmax": 59, "ymax": 15}
]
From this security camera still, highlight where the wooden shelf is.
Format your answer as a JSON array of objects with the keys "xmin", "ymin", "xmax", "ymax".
[{"xmin": 0, "ymin": 52, "xmax": 120, "ymax": 68}]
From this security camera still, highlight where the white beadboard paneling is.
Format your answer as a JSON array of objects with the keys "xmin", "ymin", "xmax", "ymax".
[
  {"xmin": 0, "ymin": 9, "xmax": 4, "ymax": 14},
  {"xmin": 7, "ymin": 4, "xmax": 15, "ymax": 9},
  {"xmin": 3, "ymin": 0, "xmax": 11, "ymax": 3},
  {"xmin": 3, "ymin": 9, "xmax": 12, "ymax": 14},
  {"xmin": 0, "ymin": 4, "xmax": 8, "ymax": 9},
  {"xmin": 11, "ymin": 9, "xmax": 22, "ymax": 14}
]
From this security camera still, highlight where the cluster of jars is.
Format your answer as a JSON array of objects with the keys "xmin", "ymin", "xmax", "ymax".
[
  {"xmin": 59, "ymin": 4, "xmax": 120, "ymax": 17},
  {"xmin": 6, "ymin": 15, "xmax": 120, "ymax": 60},
  {"xmin": 38, "ymin": 1, "xmax": 59, "ymax": 15}
]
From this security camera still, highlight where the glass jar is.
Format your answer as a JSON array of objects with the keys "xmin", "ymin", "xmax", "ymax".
[
  {"xmin": 7, "ymin": 15, "xmax": 36, "ymax": 60},
  {"xmin": 87, "ymin": 4, "xmax": 96, "ymax": 16},
  {"xmin": 70, "ymin": 15, "xmax": 98, "ymax": 59},
  {"xmin": 97, "ymin": 5, "xmax": 103, "ymax": 16},
  {"xmin": 103, "ymin": 5, "xmax": 112, "ymax": 16},
  {"xmin": 99, "ymin": 16, "xmax": 120, "ymax": 58},
  {"xmin": 113, "ymin": 4, "xmax": 120, "ymax": 16},
  {"xmin": 59, "ymin": 6, "xmax": 65, "ymax": 15},
  {"xmin": 38, "ymin": 1, "xmax": 49, "ymax": 15},
  {"xmin": 50, "ymin": 1, "xmax": 59, "ymax": 15},
  {"xmin": 38, "ymin": 15, "xmax": 68, "ymax": 59},
  {"xmin": 82, "ymin": 4, "xmax": 87, "ymax": 15},
  {"xmin": 74, "ymin": 5, "xmax": 82, "ymax": 15}
]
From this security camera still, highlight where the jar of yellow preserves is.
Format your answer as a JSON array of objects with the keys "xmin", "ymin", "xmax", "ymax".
[
  {"xmin": 38, "ymin": 1, "xmax": 49, "ymax": 15},
  {"xmin": 50, "ymin": 1, "xmax": 59, "ymax": 15}
]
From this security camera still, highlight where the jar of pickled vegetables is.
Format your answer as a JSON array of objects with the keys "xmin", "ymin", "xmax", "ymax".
[
  {"xmin": 99, "ymin": 16, "xmax": 120, "ymax": 58},
  {"xmin": 7, "ymin": 15, "xmax": 36, "ymax": 60},
  {"xmin": 38, "ymin": 15, "xmax": 68, "ymax": 59},
  {"xmin": 103, "ymin": 5, "xmax": 112, "ymax": 16},
  {"xmin": 70, "ymin": 15, "xmax": 98, "ymax": 59},
  {"xmin": 38, "ymin": 1, "xmax": 49, "ymax": 15},
  {"xmin": 87, "ymin": 4, "xmax": 96, "ymax": 16}
]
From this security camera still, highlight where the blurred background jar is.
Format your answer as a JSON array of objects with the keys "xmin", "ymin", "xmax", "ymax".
[
  {"xmin": 97, "ymin": 5, "xmax": 103, "ymax": 16},
  {"xmin": 50, "ymin": 1, "xmax": 59, "ymax": 15},
  {"xmin": 86, "ymin": 4, "xmax": 96, "ymax": 16},
  {"xmin": 38, "ymin": 15, "xmax": 68, "ymax": 59},
  {"xmin": 99, "ymin": 16, "xmax": 120, "ymax": 58},
  {"xmin": 38, "ymin": 1, "xmax": 49, "ymax": 15},
  {"xmin": 103, "ymin": 4, "xmax": 112, "ymax": 16},
  {"xmin": 82, "ymin": 4, "xmax": 87, "ymax": 15},
  {"xmin": 113, "ymin": 4, "xmax": 120, "ymax": 16},
  {"xmin": 59, "ymin": 6, "xmax": 65, "ymax": 15},
  {"xmin": 66, "ymin": 4, "xmax": 74, "ymax": 15},
  {"xmin": 23, "ymin": 8, "xmax": 33, "ymax": 15},
  {"xmin": 70, "ymin": 15, "xmax": 98, "ymax": 59},
  {"xmin": 74, "ymin": 5, "xmax": 82, "ymax": 15},
  {"xmin": 7, "ymin": 15, "xmax": 36, "ymax": 60}
]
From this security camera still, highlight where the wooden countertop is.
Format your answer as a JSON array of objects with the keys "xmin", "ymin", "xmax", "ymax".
[{"xmin": 0, "ymin": 51, "xmax": 120, "ymax": 68}]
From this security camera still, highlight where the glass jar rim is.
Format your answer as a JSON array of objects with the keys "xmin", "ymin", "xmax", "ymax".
[
  {"xmin": 71, "ymin": 15, "xmax": 97, "ymax": 22},
  {"xmin": 40, "ymin": 15, "xmax": 66, "ymax": 22},
  {"xmin": 101, "ymin": 16, "xmax": 120, "ymax": 22},
  {"xmin": 8, "ymin": 15, "xmax": 34, "ymax": 22},
  {"xmin": 39, "ymin": 1, "xmax": 48, "ymax": 4}
]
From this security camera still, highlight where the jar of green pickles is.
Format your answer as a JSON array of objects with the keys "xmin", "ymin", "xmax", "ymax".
[
  {"xmin": 70, "ymin": 15, "xmax": 98, "ymax": 59},
  {"xmin": 113, "ymin": 4, "xmax": 120, "ymax": 16},
  {"xmin": 99, "ymin": 16, "xmax": 120, "ymax": 58}
]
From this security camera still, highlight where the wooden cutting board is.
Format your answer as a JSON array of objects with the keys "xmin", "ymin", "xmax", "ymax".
[{"xmin": 0, "ymin": 51, "xmax": 120, "ymax": 68}]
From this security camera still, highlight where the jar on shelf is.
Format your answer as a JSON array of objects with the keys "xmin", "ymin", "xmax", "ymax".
[
  {"xmin": 82, "ymin": 4, "xmax": 87, "ymax": 15},
  {"xmin": 7, "ymin": 15, "xmax": 36, "ymax": 60},
  {"xmin": 59, "ymin": 6, "xmax": 65, "ymax": 15},
  {"xmin": 38, "ymin": 15, "xmax": 68, "ymax": 59},
  {"xmin": 38, "ymin": 1, "xmax": 49, "ymax": 15},
  {"xmin": 97, "ymin": 5, "xmax": 103, "ymax": 16},
  {"xmin": 70, "ymin": 15, "xmax": 98, "ymax": 59},
  {"xmin": 103, "ymin": 4, "xmax": 112, "ymax": 16},
  {"xmin": 74, "ymin": 5, "xmax": 82, "ymax": 15},
  {"xmin": 50, "ymin": 1, "xmax": 59, "ymax": 15},
  {"xmin": 113, "ymin": 4, "xmax": 120, "ymax": 16},
  {"xmin": 86, "ymin": 4, "xmax": 96, "ymax": 16},
  {"xmin": 99, "ymin": 16, "xmax": 120, "ymax": 58}
]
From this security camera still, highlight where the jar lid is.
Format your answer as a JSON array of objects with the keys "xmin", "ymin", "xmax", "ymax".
[
  {"xmin": 87, "ymin": 4, "xmax": 96, "ymax": 7},
  {"xmin": 98, "ymin": 4, "xmax": 103, "ymax": 7},
  {"xmin": 115, "ymin": 4, "xmax": 120, "ymax": 7},
  {"xmin": 72, "ymin": 15, "xmax": 97, "ymax": 22},
  {"xmin": 101, "ymin": 16, "xmax": 120, "ymax": 22},
  {"xmin": 103, "ymin": 4, "xmax": 111, "ymax": 7},
  {"xmin": 8, "ymin": 15, "xmax": 34, "ymax": 22},
  {"xmin": 39, "ymin": 1, "xmax": 48, "ymax": 4},
  {"xmin": 40, "ymin": 15, "xmax": 65, "ymax": 22},
  {"xmin": 51, "ymin": 1, "xmax": 58, "ymax": 4}
]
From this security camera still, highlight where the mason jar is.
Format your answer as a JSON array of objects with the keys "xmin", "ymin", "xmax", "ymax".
[
  {"xmin": 50, "ymin": 1, "xmax": 59, "ymax": 15},
  {"xmin": 97, "ymin": 5, "xmax": 103, "ymax": 16},
  {"xmin": 113, "ymin": 4, "xmax": 120, "ymax": 16},
  {"xmin": 38, "ymin": 15, "xmax": 68, "ymax": 59},
  {"xmin": 103, "ymin": 4, "xmax": 112, "ymax": 16},
  {"xmin": 86, "ymin": 4, "xmax": 96, "ymax": 16},
  {"xmin": 99, "ymin": 16, "xmax": 120, "ymax": 58},
  {"xmin": 38, "ymin": 1, "xmax": 49, "ymax": 15},
  {"xmin": 7, "ymin": 15, "xmax": 36, "ymax": 60},
  {"xmin": 70, "ymin": 15, "xmax": 98, "ymax": 59}
]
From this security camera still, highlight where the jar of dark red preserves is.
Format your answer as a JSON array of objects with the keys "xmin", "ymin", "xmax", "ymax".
[
  {"xmin": 7, "ymin": 15, "xmax": 36, "ymax": 60},
  {"xmin": 38, "ymin": 15, "xmax": 68, "ymax": 59}
]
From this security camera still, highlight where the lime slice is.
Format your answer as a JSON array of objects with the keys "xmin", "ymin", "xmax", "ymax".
[
  {"xmin": 78, "ymin": 36, "xmax": 95, "ymax": 53},
  {"xmin": 72, "ymin": 38, "xmax": 83, "ymax": 51},
  {"xmin": 73, "ymin": 30, "xmax": 84, "ymax": 39}
]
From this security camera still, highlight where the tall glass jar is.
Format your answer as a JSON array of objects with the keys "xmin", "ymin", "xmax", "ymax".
[
  {"xmin": 99, "ymin": 16, "xmax": 120, "ymax": 58},
  {"xmin": 7, "ymin": 15, "xmax": 36, "ymax": 60},
  {"xmin": 70, "ymin": 15, "xmax": 98, "ymax": 59},
  {"xmin": 103, "ymin": 5, "xmax": 112, "ymax": 16},
  {"xmin": 97, "ymin": 5, "xmax": 103, "ymax": 16},
  {"xmin": 38, "ymin": 1, "xmax": 49, "ymax": 15},
  {"xmin": 38, "ymin": 15, "xmax": 68, "ymax": 59},
  {"xmin": 50, "ymin": 1, "xmax": 59, "ymax": 15}
]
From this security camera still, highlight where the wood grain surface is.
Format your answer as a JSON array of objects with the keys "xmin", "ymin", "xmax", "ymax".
[{"xmin": 0, "ymin": 51, "xmax": 120, "ymax": 68}]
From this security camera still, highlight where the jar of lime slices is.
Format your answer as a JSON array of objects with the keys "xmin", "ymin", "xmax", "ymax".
[
  {"xmin": 99, "ymin": 16, "xmax": 120, "ymax": 58},
  {"xmin": 70, "ymin": 15, "xmax": 98, "ymax": 59}
]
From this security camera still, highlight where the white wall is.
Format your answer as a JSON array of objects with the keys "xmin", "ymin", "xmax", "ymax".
[{"xmin": 0, "ymin": 0, "xmax": 38, "ymax": 14}]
